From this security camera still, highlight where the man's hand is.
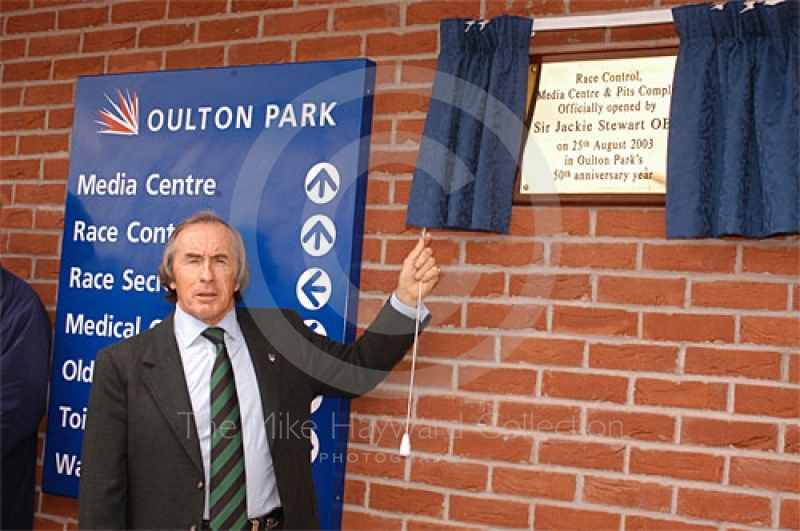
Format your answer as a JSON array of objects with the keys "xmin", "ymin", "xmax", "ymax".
[{"xmin": 395, "ymin": 232, "xmax": 441, "ymax": 307}]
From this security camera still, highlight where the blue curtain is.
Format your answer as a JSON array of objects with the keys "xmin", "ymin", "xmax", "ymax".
[
  {"xmin": 406, "ymin": 15, "xmax": 532, "ymax": 234},
  {"xmin": 666, "ymin": 1, "xmax": 799, "ymax": 238}
]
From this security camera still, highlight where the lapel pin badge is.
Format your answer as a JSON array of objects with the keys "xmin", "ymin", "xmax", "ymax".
[{"xmin": 268, "ymin": 352, "xmax": 277, "ymax": 363}]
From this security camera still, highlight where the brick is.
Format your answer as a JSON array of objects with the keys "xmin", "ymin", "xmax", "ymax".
[
  {"xmin": 677, "ymin": 488, "xmax": 771, "ymax": 526},
  {"xmin": 484, "ymin": 0, "xmax": 566, "ymax": 18},
  {"xmin": 423, "ymin": 301, "xmax": 462, "ymax": 328},
  {"xmin": 0, "ymin": 38, "xmax": 25, "ymax": 61},
  {"xmin": 384, "ymin": 359, "xmax": 453, "ymax": 389},
  {"xmin": 586, "ymin": 409, "xmax": 675, "ymax": 442},
  {"xmin": 54, "ymin": 56, "xmax": 105, "ymax": 79},
  {"xmin": 510, "ymin": 207, "xmax": 591, "ymax": 238},
  {"xmin": 198, "ymin": 17, "xmax": 259, "ymax": 42},
  {"xmin": 408, "ymin": 1, "xmax": 481, "ymax": 24},
  {"xmin": 509, "ymin": 272, "xmax": 591, "ymax": 300},
  {"xmin": 228, "ymin": 42, "xmax": 291, "ymax": 66},
  {"xmin": 373, "ymin": 88, "xmax": 430, "ymax": 115},
  {"xmin": 0, "ymin": 135, "xmax": 17, "ymax": 156},
  {"xmin": 410, "ymin": 458, "xmax": 488, "ymax": 491},
  {"xmin": 335, "ymin": 4, "xmax": 400, "ymax": 31},
  {"xmin": 165, "ymin": 46, "xmax": 225, "ymax": 70},
  {"xmin": 785, "ymin": 424, "xmax": 800, "ymax": 454},
  {"xmin": 0, "ymin": 206, "xmax": 33, "ymax": 228},
  {"xmin": 597, "ymin": 275, "xmax": 685, "ymax": 307},
  {"xmin": 3, "ymin": 60, "xmax": 52, "ymax": 83},
  {"xmin": 680, "ymin": 417, "xmax": 777, "ymax": 451},
  {"xmin": 58, "ymin": 6, "xmax": 108, "ymax": 30},
  {"xmin": 350, "ymin": 389, "xmax": 407, "ymax": 417},
  {"xmin": 630, "ymin": 447, "xmax": 724, "ymax": 482},
  {"xmin": 263, "ymin": 10, "xmax": 328, "ymax": 36},
  {"xmin": 553, "ymin": 306, "xmax": 638, "ymax": 337},
  {"xmin": 168, "ymin": 0, "xmax": 227, "ymax": 18},
  {"xmin": 407, "ymin": 520, "xmax": 484, "ymax": 531},
  {"xmin": 296, "ymin": 36, "xmax": 361, "ymax": 62},
  {"xmin": 111, "ymin": 1, "xmax": 166, "ymax": 23},
  {"xmin": 82, "ymin": 28, "xmax": 136, "ymax": 53},
  {"xmin": 15, "ymin": 183, "xmax": 66, "ymax": 205},
  {"xmin": 692, "ymin": 280, "xmax": 788, "ymax": 311},
  {"xmin": 343, "ymin": 478, "xmax": 365, "ymax": 505},
  {"xmin": 498, "ymin": 401, "xmax": 580, "ymax": 435},
  {"xmin": 341, "ymin": 510, "xmax": 402, "ymax": 531},
  {"xmin": 781, "ymin": 498, "xmax": 800, "ymax": 530},
  {"xmin": 365, "ymin": 178, "xmax": 390, "ymax": 204},
  {"xmin": 29, "ymin": 34, "xmax": 81, "ymax": 56},
  {"xmin": 34, "ymin": 257, "xmax": 60, "ymax": 279},
  {"xmin": 1, "ymin": 0, "xmax": 29, "ymax": 12},
  {"xmin": 48, "ymin": 107, "xmax": 72, "ymax": 129},
  {"xmin": 534, "ymin": 504, "xmax": 620, "ymax": 531},
  {"xmin": 366, "ymin": 30, "xmax": 438, "ymax": 57},
  {"xmin": 7, "ymin": 232, "xmax": 59, "ymax": 255},
  {"xmin": 345, "ymin": 448, "xmax": 404, "ymax": 479},
  {"xmin": 400, "ymin": 58, "xmax": 437, "ymax": 85},
  {"xmin": 232, "ymin": 0, "xmax": 293, "ymax": 12},
  {"xmin": 554, "ymin": 242, "xmax": 637, "ymax": 269},
  {"xmin": 367, "ymin": 149, "xmax": 416, "ymax": 174},
  {"xmin": 1, "ymin": 158, "xmax": 40, "ymax": 180},
  {"xmin": 589, "ymin": 343, "xmax": 678, "ymax": 373},
  {"xmin": 0, "ymin": 111, "xmax": 45, "ymax": 132},
  {"xmin": 466, "ymin": 302, "xmax": 547, "ymax": 330},
  {"xmin": 595, "ymin": 208, "xmax": 666, "ymax": 238},
  {"xmin": 501, "ymin": 336, "xmax": 584, "ymax": 367},
  {"xmin": 453, "ymin": 430, "xmax": 534, "ymax": 463},
  {"xmin": 416, "ymin": 395, "xmax": 492, "ymax": 424},
  {"xmin": 24, "ymin": 82, "xmax": 74, "ymax": 106},
  {"xmin": 139, "ymin": 23, "xmax": 195, "ymax": 48},
  {"xmin": 372, "ymin": 60, "xmax": 397, "ymax": 88},
  {"xmin": 583, "ymin": 476, "xmax": 672, "ymax": 512},
  {"xmin": 741, "ymin": 316, "xmax": 800, "ymax": 347},
  {"xmin": 492, "ymin": 467, "xmax": 576, "ymax": 501},
  {"xmin": 570, "ymin": 0, "xmax": 654, "ymax": 11},
  {"xmin": 40, "ymin": 493, "xmax": 78, "ymax": 519},
  {"xmin": 363, "ymin": 207, "xmax": 408, "ymax": 234},
  {"xmin": 396, "ymin": 117, "xmax": 425, "ymax": 145},
  {"xmin": 371, "ymin": 420, "xmax": 450, "ymax": 455},
  {"xmin": 791, "ymin": 354, "xmax": 800, "ymax": 385},
  {"xmin": 795, "ymin": 285, "xmax": 800, "ymax": 312},
  {"xmin": 385, "ymin": 236, "xmax": 459, "ymax": 266},
  {"xmin": 543, "ymin": 370, "xmax": 628, "ymax": 403},
  {"xmin": 643, "ymin": 244, "xmax": 736, "ymax": 273},
  {"xmin": 730, "ymin": 456, "xmax": 800, "ymax": 493},
  {"xmin": 0, "ymin": 87, "xmax": 23, "ymax": 107},
  {"xmin": 735, "ymin": 384, "xmax": 800, "ymax": 418},
  {"xmin": 458, "ymin": 367, "xmax": 537, "ymax": 395},
  {"xmin": 466, "ymin": 241, "xmax": 544, "ymax": 267},
  {"xmin": 684, "ymin": 346, "xmax": 782, "ymax": 380},
  {"xmin": 2, "ymin": 257, "xmax": 32, "ymax": 279},
  {"xmin": 612, "ymin": 22, "xmax": 678, "ymax": 41},
  {"xmin": 7, "ymin": 11, "xmax": 55, "ymax": 33},
  {"xmin": 643, "ymin": 312, "xmax": 734, "ymax": 343},
  {"xmin": 449, "ymin": 495, "xmax": 529, "ymax": 528},
  {"xmin": 634, "ymin": 378, "xmax": 727, "ymax": 411},
  {"xmin": 432, "ymin": 271, "xmax": 505, "ymax": 298},
  {"xmin": 624, "ymin": 516, "xmax": 716, "ymax": 531},
  {"xmin": 538, "ymin": 439, "xmax": 625, "ymax": 471},
  {"xmin": 369, "ymin": 484, "xmax": 444, "ymax": 518},
  {"xmin": 107, "ymin": 52, "xmax": 163, "ymax": 74},
  {"xmin": 742, "ymin": 246, "xmax": 800, "ymax": 276},
  {"xmin": 417, "ymin": 331, "xmax": 494, "ymax": 361}
]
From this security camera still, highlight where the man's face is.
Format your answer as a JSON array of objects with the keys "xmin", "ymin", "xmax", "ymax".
[{"xmin": 169, "ymin": 222, "xmax": 240, "ymax": 325}]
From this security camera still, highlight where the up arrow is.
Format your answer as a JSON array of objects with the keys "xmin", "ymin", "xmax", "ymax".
[
  {"xmin": 305, "ymin": 162, "xmax": 340, "ymax": 205},
  {"xmin": 300, "ymin": 214, "xmax": 336, "ymax": 257}
]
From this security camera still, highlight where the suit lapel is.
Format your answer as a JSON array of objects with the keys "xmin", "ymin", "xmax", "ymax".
[
  {"xmin": 238, "ymin": 308, "xmax": 282, "ymax": 454},
  {"xmin": 141, "ymin": 314, "xmax": 204, "ymax": 473}
]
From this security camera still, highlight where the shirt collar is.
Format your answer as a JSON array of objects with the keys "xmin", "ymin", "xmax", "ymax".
[{"xmin": 173, "ymin": 305, "xmax": 242, "ymax": 350}]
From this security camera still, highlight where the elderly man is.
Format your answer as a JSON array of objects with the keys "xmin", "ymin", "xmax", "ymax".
[{"xmin": 79, "ymin": 211, "xmax": 440, "ymax": 530}]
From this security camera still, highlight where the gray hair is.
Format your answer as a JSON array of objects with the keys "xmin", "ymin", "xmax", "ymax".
[{"xmin": 158, "ymin": 211, "xmax": 250, "ymax": 303}]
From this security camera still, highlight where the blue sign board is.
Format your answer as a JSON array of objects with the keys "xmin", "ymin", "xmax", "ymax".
[{"xmin": 43, "ymin": 60, "xmax": 375, "ymax": 530}]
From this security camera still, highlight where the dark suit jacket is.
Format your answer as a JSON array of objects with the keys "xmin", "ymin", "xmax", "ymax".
[{"xmin": 78, "ymin": 301, "xmax": 422, "ymax": 530}]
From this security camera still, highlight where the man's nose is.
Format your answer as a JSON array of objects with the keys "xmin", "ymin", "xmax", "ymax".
[{"xmin": 199, "ymin": 260, "xmax": 215, "ymax": 280}]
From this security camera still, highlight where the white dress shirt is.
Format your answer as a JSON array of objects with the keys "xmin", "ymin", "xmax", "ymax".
[
  {"xmin": 172, "ymin": 295, "xmax": 425, "ymax": 519},
  {"xmin": 173, "ymin": 306, "xmax": 281, "ymax": 519}
]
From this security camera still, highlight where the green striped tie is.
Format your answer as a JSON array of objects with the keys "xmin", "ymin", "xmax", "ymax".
[{"xmin": 202, "ymin": 327, "xmax": 248, "ymax": 531}]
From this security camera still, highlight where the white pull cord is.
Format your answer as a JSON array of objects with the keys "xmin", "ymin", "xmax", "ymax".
[{"xmin": 400, "ymin": 227, "xmax": 425, "ymax": 457}]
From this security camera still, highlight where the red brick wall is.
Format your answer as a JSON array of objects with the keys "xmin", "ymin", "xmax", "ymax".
[{"xmin": 2, "ymin": 1, "xmax": 798, "ymax": 529}]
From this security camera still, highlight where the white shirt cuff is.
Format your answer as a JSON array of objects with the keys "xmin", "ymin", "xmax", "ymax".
[{"xmin": 389, "ymin": 293, "xmax": 430, "ymax": 321}]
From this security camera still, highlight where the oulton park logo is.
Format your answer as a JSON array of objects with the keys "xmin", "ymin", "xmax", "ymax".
[{"xmin": 96, "ymin": 90, "xmax": 139, "ymax": 136}]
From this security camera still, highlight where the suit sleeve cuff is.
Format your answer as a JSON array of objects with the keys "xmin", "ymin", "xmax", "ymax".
[{"xmin": 389, "ymin": 292, "xmax": 430, "ymax": 321}]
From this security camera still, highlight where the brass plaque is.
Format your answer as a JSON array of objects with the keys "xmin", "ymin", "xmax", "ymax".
[{"xmin": 520, "ymin": 55, "xmax": 676, "ymax": 197}]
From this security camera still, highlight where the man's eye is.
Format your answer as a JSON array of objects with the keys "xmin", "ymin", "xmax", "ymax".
[{"xmin": 186, "ymin": 257, "xmax": 201, "ymax": 264}]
